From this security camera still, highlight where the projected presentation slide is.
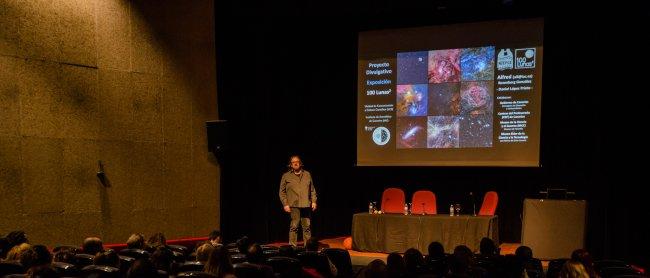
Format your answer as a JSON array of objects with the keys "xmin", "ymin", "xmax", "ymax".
[{"xmin": 357, "ymin": 19, "xmax": 543, "ymax": 166}]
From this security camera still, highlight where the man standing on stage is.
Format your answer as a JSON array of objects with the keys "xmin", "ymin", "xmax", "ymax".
[{"xmin": 279, "ymin": 155, "xmax": 317, "ymax": 247}]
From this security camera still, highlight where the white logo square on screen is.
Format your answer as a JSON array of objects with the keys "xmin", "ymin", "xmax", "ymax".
[
  {"xmin": 515, "ymin": 48, "xmax": 536, "ymax": 69},
  {"xmin": 497, "ymin": 49, "xmax": 514, "ymax": 70}
]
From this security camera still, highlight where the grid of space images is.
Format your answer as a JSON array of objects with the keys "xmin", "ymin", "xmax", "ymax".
[{"xmin": 396, "ymin": 47, "xmax": 495, "ymax": 149}]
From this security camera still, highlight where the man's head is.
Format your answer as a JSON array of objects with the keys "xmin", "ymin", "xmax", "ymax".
[
  {"xmin": 289, "ymin": 155, "xmax": 302, "ymax": 172},
  {"xmin": 93, "ymin": 249, "xmax": 120, "ymax": 268},
  {"xmin": 127, "ymin": 259, "xmax": 158, "ymax": 278},
  {"xmin": 246, "ymin": 243, "xmax": 263, "ymax": 264},
  {"xmin": 83, "ymin": 237, "xmax": 104, "ymax": 256},
  {"xmin": 196, "ymin": 243, "xmax": 215, "ymax": 263},
  {"xmin": 236, "ymin": 236, "xmax": 251, "ymax": 254},
  {"xmin": 26, "ymin": 265, "xmax": 58, "ymax": 278},
  {"xmin": 427, "ymin": 241, "xmax": 445, "ymax": 259},
  {"xmin": 515, "ymin": 245, "xmax": 533, "ymax": 260},
  {"xmin": 208, "ymin": 230, "xmax": 221, "ymax": 246},
  {"xmin": 30, "ymin": 245, "xmax": 53, "ymax": 267},
  {"xmin": 479, "ymin": 237, "xmax": 497, "ymax": 256},
  {"xmin": 6, "ymin": 231, "xmax": 28, "ymax": 246},
  {"xmin": 151, "ymin": 247, "xmax": 174, "ymax": 272},
  {"xmin": 127, "ymin": 234, "xmax": 145, "ymax": 250},
  {"xmin": 147, "ymin": 233, "xmax": 166, "ymax": 250},
  {"xmin": 53, "ymin": 249, "xmax": 77, "ymax": 265}
]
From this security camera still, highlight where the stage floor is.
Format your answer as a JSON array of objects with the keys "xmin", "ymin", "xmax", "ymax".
[{"xmin": 273, "ymin": 236, "xmax": 523, "ymax": 266}]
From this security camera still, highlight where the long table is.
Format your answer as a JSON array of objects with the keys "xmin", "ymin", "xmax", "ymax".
[{"xmin": 352, "ymin": 213, "xmax": 499, "ymax": 254}]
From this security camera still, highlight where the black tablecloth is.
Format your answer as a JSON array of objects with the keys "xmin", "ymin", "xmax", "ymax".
[{"xmin": 352, "ymin": 213, "xmax": 499, "ymax": 253}]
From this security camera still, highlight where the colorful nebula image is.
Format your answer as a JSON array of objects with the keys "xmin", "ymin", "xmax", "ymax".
[
  {"xmin": 427, "ymin": 116, "xmax": 460, "ymax": 148},
  {"xmin": 428, "ymin": 49, "xmax": 461, "ymax": 83},
  {"xmin": 459, "ymin": 114, "xmax": 493, "ymax": 148},
  {"xmin": 397, "ymin": 117, "xmax": 427, "ymax": 149},
  {"xmin": 397, "ymin": 84, "xmax": 428, "ymax": 116},
  {"xmin": 460, "ymin": 81, "xmax": 493, "ymax": 116},
  {"xmin": 460, "ymin": 47, "xmax": 495, "ymax": 81},
  {"xmin": 397, "ymin": 51, "xmax": 428, "ymax": 85},
  {"xmin": 428, "ymin": 83, "xmax": 460, "ymax": 116}
]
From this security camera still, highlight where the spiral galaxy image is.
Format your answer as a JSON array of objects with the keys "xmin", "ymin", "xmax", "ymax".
[{"xmin": 397, "ymin": 117, "xmax": 427, "ymax": 149}]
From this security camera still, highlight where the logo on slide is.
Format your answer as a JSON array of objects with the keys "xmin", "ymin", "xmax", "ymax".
[
  {"xmin": 372, "ymin": 127, "xmax": 390, "ymax": 146},
  {"xmin": 515, "ymin": 48, "xmax": 536, "ymax": 69},
  {"xmin": 497, "ymin": 49, "xmax": 514, "ymax": 70}
]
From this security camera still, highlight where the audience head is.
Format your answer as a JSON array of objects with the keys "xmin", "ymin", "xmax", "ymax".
[
  {"xmin": 126, "ymin": 234, "xmax": 145, "ymax": 249},
  {"xmin": 515, "ymin": 245, "xmax": 533, "ymax": 261},
  {"xmin": 236, "ymin": 236, "xmax": 251, "ymax": 254},
  {"xmin": 2, "ymin": 231, "xmax": 28, "ymax": 259},
  {"xmin": 449, "ymin": 245, "xmax": 473, "ymax": 275},
  {"xmin": 246, "ymin": 243, "xmax": 264, "ymax": 264},
  {"xmin": 53, "ymin": 249, "xmax": 77, "ymax": 265},
  {"xmin": 6, "ymin": 242, "xmax": 31, "ymax": 261},
  {"xmin": 364, "ymin": 259, "xmax": 388, "ymax": 278},
  {"xmin": 403, "ymin": 248, "xmax": 424, "ymax": 274},
  {"xmin": 479, "ymin": 237, "xmax": 498, "ymax": 256},
  {"xmin": 52, "ymin": 245, "xmax": 78, "ymax": 254},
  {"xmin": 305, "ymin": 237, "xmax": 320, "ymax": 252},
  {"xmin": 196, "ymin": 242, "xmax": 216, "ymax": 263},
  {"xmin": 82, "ymin": 237, "xmax": 104, "ymax": 256},
  {"xmin": 20, "ymin": 245, "xmax": 52, "ymax": 270},
  {"xmin": 19, "ymin": 247, "xmax": 37, "ymax": 269},
  {"xmin": 147, "ymin": 233, "xmax": 167, "ymax": 250},
  {"xmin": 127, "ymin": 258, "xmax": 159, "ymax": 278},
  {"xmin": 93, "ymin": 249, "xmax": 120, "ymax": 268},
  {"xmin": 0, "ymin": 237, "xmax": 8, "ymax": 259},
  {"xmin": 151, "ymin": 246, "xmax": 174, "ymax": 272},
  {"xmin": 570, "ymin": 249, "xmax": 596, "ymax": 277},
  {"xmin": 278, "ymin": 245, "xmax": 296, "ymax": 258},
  {"xmin": 560, "ymin": 261, "xmax": 590, "ymax": 278},
  {"xmin": 427, "ymin": 241, "xmax": 445, "ymax": 260},
  {"xmin": 209, "ymin": 230, "xmax": 222, "ymax": 246},
  {"xmin": 30, "ymin": 245, "xmax": 53, "ymax": 267},
  {"xmin": 204, "ymin": 246, "xmax": 234, "ymax": 278},
  {"xmin": 6, "ymin": 231, "xmax": 28, "ymax": 246},
  {"xmin": 26, "ymin": 265, "xmax": 58, "ymax": 278},
  {"xmin": 386, "ymin": 252, "xmax": 406, "ymax": 276},
  {"xmin": 570, "ymin": 249, "xmax": 592, "ymax": 266}
]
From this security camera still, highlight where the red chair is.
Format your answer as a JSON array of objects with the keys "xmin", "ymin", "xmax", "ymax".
[
  {"xmin": 411, "ymin": 190, "xmax": 437, "ymax": 214},
  {"xmin": 381, "ymin": 188, "xmax": 405, "ymax": 213},
  {"xmin": 478, "ymin": 191, "xmax": 498, "ymax": 216}
]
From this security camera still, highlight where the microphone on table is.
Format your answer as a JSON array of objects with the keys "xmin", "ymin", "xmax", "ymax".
[{"xmin": 470, "ymin": 192, "xmax": 476, "ymax": 216}]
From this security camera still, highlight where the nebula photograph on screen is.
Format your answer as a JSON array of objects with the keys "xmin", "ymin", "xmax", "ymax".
[
  {"xmin": 397, "ymin": 51, "xmax": 428, "ymax": 85},
  {"xmin": 460, "ymin": 47, "xmax": 495, "ymax": 81},
  {"xmin": 395, "ymin": 46, "xmax": 498, "ymax": 150},
  {"xmin": 459, "ymin": 114, "xmax": 493, "ymax": 147},
  {"xmin": 428, "ymin": 49, "xmax": 461, "ymax": 83},
  {"xmin": 460, "ymin": 81, "xmax": 493, "ymax": 116},
  {"xmin": 428, "ymin": 83, "xmax": 460, "ymax": 116},
  {"xmin": 427, "ymin": 116, "xmax": 460, "ymax": 148},
  {"xmin": 397, "ymin": 84, "xmax": 428, "ymax": 116},
  {"xmin": 397, "ymin": 117, "xmax": 427, "ymax": 148}
]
